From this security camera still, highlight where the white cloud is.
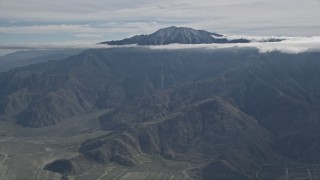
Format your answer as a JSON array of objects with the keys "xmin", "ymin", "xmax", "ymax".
[
  {"xmin": 73, "ymin": 33, "xmax": 104, "ymax": 39},
  {"xmin": 144, "ymin": 36, "xmax": 320, "ymax": 54},
  {"xmin": 0, "ymin": 23, "xmax": 165, "ymax": 42},
  {"xmin": 0, "ymin": 0, "xmax": 319, "ymax": 37},
  {"xmin": 0, "ymin": 24, "xmax": 103, "ymax": 34},
  {"xmin": 0, "ymin": 0, "xmax": 319, "ymax": 53},
  {"xmin": 2, "ymin": 35, "xmax": 320, "ymax": 54}
]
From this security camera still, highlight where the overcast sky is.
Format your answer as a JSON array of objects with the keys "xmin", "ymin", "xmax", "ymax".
[{"xmin": 0, "ymin": 0, "xmax": 319, "ymax": 46}]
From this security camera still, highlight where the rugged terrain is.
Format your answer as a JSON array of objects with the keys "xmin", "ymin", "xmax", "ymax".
[
  {"xmin": 99, "ymin": 26, "xmax": 283, "ymax": 45},
  {"xmin": 0, "ymin": 47, "xmax": 320, "ymax": 179}
]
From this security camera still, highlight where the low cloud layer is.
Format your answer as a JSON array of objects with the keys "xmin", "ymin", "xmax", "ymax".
[
  {"xmin": 143, "ymin": 36, "xmax": 320, "ymax": 53},
  {"xmin": 144, "ymin": 36, "xmax": 320, "ymax": 53},
  {"xmin": 1, "ymin": 36, "xmax": 320, "ymax": 55}
]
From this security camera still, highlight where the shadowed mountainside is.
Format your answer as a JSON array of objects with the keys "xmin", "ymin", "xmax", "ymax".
[{"xmin": 1, "ymin": 48, "xmax": 320, "ymax": 179}]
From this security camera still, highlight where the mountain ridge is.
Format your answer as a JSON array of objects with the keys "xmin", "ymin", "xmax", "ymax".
[
  {"xmin": 99, "ymin": 26, "xmax": 255, "ymax": 45},
  {"xmin": 1, "ymin": 48, "xmax": 320, "ymax": 179}
]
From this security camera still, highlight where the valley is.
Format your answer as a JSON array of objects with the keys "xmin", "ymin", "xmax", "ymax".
[
  {"xmin": 0, "ymin": 110, "xmax": 109, "ymax": 180},
  {"xmin": 0, "ymin": 109, "xmax": 195, "ymax": 180}
]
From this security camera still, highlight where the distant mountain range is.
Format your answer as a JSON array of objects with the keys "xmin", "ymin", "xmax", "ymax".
[
  {"xmin": 0, "ymin": 49, "xmax": 83, "ymax": 72},
  {"xmin": 99, "ymin": 26, "xmax": 284, "ymax": 45}
]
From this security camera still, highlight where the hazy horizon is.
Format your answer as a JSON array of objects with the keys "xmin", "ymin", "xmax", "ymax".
[
  {"xmin": 1, "ymin": 0, "xmax": 320, "ymax": 55},
  {"xmin": 0, "ymin": 0, "xmax": 319, "ymax": 45}
]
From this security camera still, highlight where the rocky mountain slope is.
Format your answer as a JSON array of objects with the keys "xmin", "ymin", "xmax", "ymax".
[
  {"xmin": 1, "ymin": 47, "xmax": 320, "ymax": 179},
  {"xmin": 99, "ymin": 26, "xmax": 253, "ymax": 45},
  {"xmin": 99, "ymin": 26, "xmax": 284, "ymax": 46}
]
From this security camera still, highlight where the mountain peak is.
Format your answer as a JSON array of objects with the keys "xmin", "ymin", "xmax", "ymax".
[
  {"xmin": 99, "ymin": 26, "xmax": 251, "ymax": 45},
  {"xmin": 155, "ymin": 26, "xmax": 199, "ymax": 32}
]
